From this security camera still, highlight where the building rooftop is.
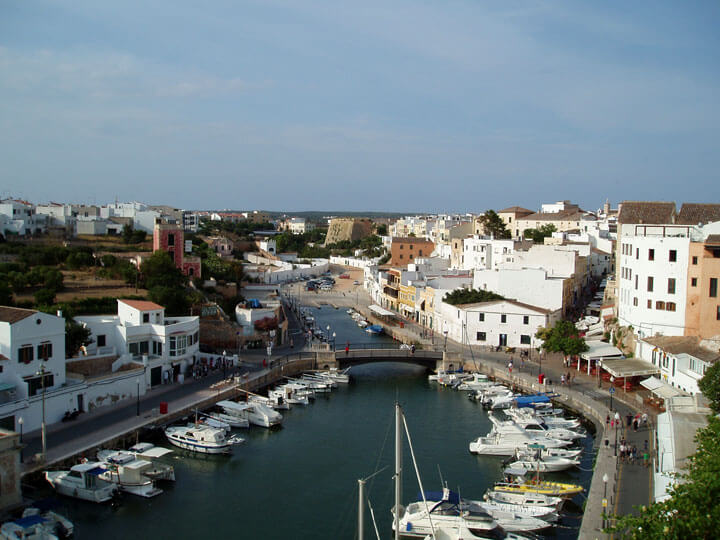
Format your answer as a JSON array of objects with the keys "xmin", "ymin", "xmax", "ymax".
[
  {"xmin": 0, "ymin": 306, "xmax": 38, "ymax": 324},
  {"xmin": 392, "ymin": 237, "xmax": 435, "ymax": 244},
  {"xmin": 497, "ymin": 206, "xmax": 534, "ymax": 214},
  {"xmin": 118, "ymin": 299, "xmax": 164, "ymax": 312},
  {"xmin": 617, "ymin": 201, "xmax": 676, "ymax": 224},
  {"xmin": 676, "ymin": 203, "xmax": 720, "ymax": 225},
  {"xmin": 643, "ymin": 335, "xmax": 720, "ymax": 364},
  {"xmin": 454, "ymin": 299, "xmax": 552, "ymax": 314},
  {"xmin": 520, "ymin": 210, "xmax": 588, "ymax": 222}
]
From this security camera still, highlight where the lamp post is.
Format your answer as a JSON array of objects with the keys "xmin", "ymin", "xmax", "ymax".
[
  {"xmin": 614, "ymin": 411, "xmax": 620, "ymax": 458},
  {"xmin": 17, "ymin": 417, "xmax": 23, "ymax": 463},
  {"xmin": 36, "ymin": 364, "xmax": 47, "ymax": 463},
  {"xmin": 332, "ymin": 332, "xmax": 336, "ymax": 352},
  {"xmin": 603, "ymin": 473, "xmax": 608, "ymax": 498},
  {"xmin": 136, "ymin": 379, "xmax": 140, "ymax": 416},
  {"xmin": 602, "ymin": 473, "xmax": 609, "ymax": 529}
]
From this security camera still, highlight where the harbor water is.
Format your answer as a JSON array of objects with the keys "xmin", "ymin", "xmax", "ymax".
[{"xmin": 42, "ymin": 306, "xmax": 593, "ymax": 539}]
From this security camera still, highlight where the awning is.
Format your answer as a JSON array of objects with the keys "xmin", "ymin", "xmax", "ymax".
[
  {"xmin": 600, "ymin": 358, "xmax": 660, "ymax": 378},
  {"xmin": 580, "ymin": 341, "xmax": 624, "ymax": 360},
  {"xmin": 369, "ymin": 305, "xmax": 395, "ymax": 317},
  {"xmin": 640, "ymin": 377, "xmax": 683, "ymax": 399}
]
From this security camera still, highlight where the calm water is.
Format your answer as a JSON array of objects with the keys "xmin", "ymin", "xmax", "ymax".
[{"xmin": 43, "ymin": 307, "xmax": 592, "ymax": 539}]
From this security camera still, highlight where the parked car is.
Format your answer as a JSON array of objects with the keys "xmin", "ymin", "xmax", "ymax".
[
  {"xmin": 339, "ymin": 274, "xmax": 350, "ymax": 279},
  {"xmin": 353, "ymin": 280, "xmax": 361, "ymax": 285}
]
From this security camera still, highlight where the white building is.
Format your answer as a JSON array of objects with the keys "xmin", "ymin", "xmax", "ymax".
[
  {"xmin": 183, "ymin": 211, "xmax": 201, "ymax": 233},
  {"xmin": 617, "ymin": 224, "xmax": 693, "ymax": 338},
  {"xmin": 0, "ymin": 200, "xmax": 47, "ymax": 236},
  {"xmin": 458, "ymin": 237, "xmax": 517, "ymax": 271},
  {"xmin": 76, "ymin": 300, "xmax": 200, "ymax": 388},
  {"xmin": 636, "ymin": 336, "xmax": 719, "ymax": 395},
  {"xmin": 435, "ymin": 299, "xmax": 559, "ymax": 349},
  {"xmin": 473, "ymin": 268, "xmax": 567, "ymax": 314}
]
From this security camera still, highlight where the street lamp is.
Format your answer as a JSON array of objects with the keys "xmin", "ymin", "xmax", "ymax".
[
  {"xmin": 602, "ymin": 473, "xmax": 609, "ymax": 529},
  {"xmin": 35, "ymin": 364, "xmax": 47, "ymax": 462},
  {"xmin": 136, "ymin": 378, "xmax": 140, "ymax": 416},
  {"xmin": 614, "ymin": 412, "xmax": 620, "ymax": 458},
  {"xmin": 17, "ymin": 417, "xmax": 23, "ymax": 463},
  {"xmin": 332, "ymin": 332, "xmax": 337, "ymax": 352}
]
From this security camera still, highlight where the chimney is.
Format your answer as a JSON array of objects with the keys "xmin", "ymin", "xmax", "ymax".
[{"xmin": 56, "ymin": 310, "xmax": 62, "ymax": 318}]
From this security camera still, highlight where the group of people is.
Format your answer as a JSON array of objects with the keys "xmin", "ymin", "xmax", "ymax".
[
  {"xmin": 560, "ymin": 371, "xmax": 575, "ymax": 386},
  {"xmin": 618, "ymin": 438, "xmax": 650, "ymax": 467}
]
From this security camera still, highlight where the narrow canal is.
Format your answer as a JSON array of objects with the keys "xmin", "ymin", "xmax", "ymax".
[{"xmin": 39, "ymin": 306, "xmax": 593, "ymax": 539}]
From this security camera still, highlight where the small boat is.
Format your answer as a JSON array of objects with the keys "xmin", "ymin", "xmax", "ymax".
[
  {"xmin": 45, "ymin": 462, "xmax": 117, "ymax": 503},
  {"xmin": 96, "ymin": 451, "xmax": 163, "ymax": 498},
  {"xmin": 505, "ymin": 456, "xmax": 580, "ymax": 473},
  {"xmin": 17, "ymin": 505, "xmax": 74, "ymax": 539},
  {"xmin": 216, "ymin": 400, "xmax": 252, "ymax": 425},
  {"xmin": 484, "ymin": 489, "xmax": 564, "ymax": 510},
  {"xmin": 1, "ymin": 515, "xmax": 57, "ymax": 540},
  {"xmin": 365, "ymin": 324, "xmax": 383, "ymax": 334},
  {"xmin": 126, "ymin": 443, "xmax": 176, "ymax": 481},
  {"xmin": 493, "ymin": 475, "xmax": 584, "ymax": 499},
  {"xmin": 513, "ymin": 443, "xmax": 582, "ymax": 460},
  {"xmin": 265, "ymin": 390, "xmax": 291, "ymax": 410},
  {"xmin": 245, "ymin": 400, "xmax": 283, "ymax": 428},
  {"xmin": 165, "ymin": 425, "xmax": 244, "ymax": 454},
  {"xmin": 203, "ymin": 410, "xmax": 250, "ymax": 429}
]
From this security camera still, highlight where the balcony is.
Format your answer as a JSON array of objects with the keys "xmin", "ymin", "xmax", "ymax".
[{"xmin": 383, "ymin": 286, "xmax": 399, "ymax": 298}]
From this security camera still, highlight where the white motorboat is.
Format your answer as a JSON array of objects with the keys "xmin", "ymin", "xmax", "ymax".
[
  {"xmin": 17, "ymin": 507, "xmax": 74, "ymax": 539},
  {"xmin": 1, "ymin": 515, "xmax": 57, "ymax": 540},
  {"xmin": 165, "ymin": 424, "xmax": 244, "ymax": 454},
  {"xmin": 301, "ymin": 374, "xmax": 337, "ymax": 389},
  {"xmin": 456, "ymin": 373, "xmax": 493, "ymax": 391},
  {"xmin": 475, "ymin": 500, "xmax": 558, "ymax": 522},
  {"xmin": 45, "ymin": 462, "xmax": 117, "ymax": 503},
  {"xmin": 485, "ymin": 489, "xmax": 564, "ymax": 510},
  {"xmin": 315, "ymin": 367, "xmax": 350, "ymax": 384},
  {"xmin": 275, "ymin": 384, "xmax": 310, "ymax": 406},
  {"xmin": 506, "ymin": 455, "xmax": 580, "ymax": 473},
  {"xmin": 513, "ymin": 444, "xmax": 582, "ymax": 461},
  {"xmin": 287, "ymin": 377, "xmax": 331, "ymax": 393},
  {"xmin": 465, "ymin": 502, "xmax": 552, "ymax": 532},
  {"xmin": 193, "ymin": 415, "xmax": 232, "ymax": 432},
  {"xmin": 488, "ymin": 413, "xmax": 584, "ymax": 442},
  {"xmin": 505, "ymin": 408, "xmax": 581, "ymax": 430},
  {"xmin": 245, "ymin": 400, "xmax": 283, "ymax": 428},
  {"xmin": 266, "ymin": 389, "xmax": 291, "ymax": 410},
  {"xmin": 204, "ymin": 410, "xmax": 250, "ymax": 428},
  {"xmin": 96, "ymin": 451, "xmax": 163, "ymax": 498},
  {"xmin": 126, "ymin": 442, "xmax": 176, "ymax": 481},
  {"xmin": 217, "ymin": 400, "xmax": 252, "ymax": 425},
  {"xmin": 469, "ymin": 433, "xmax": 571, "ymax": 456},
  {"xmin": 489, "ymin": 392, "xmax": 521, "ymax": 410}
]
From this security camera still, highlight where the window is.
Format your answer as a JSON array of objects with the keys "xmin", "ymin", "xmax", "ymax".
[
  {"xmin": 717, "ymin": 306, "xmax": 720, "ymax": 321},
  {"xmin": 520, "ymin": 335, "xmax": 531, "ymax": 345},
  {"xmin": 97, "ymin": 335, "xmax": 106, "ymax": 347},
  {"xmin": 169, "ymin": 335, "xmax": 188, "ymax": 357},
  {"xmin": 399, "ymin": 245, "xmax": 404, "ymax": 249},
  {"xmin": 26, "ymin": 373, "xmax": 54, "ymax": 397},
  {"xmin": 648, "ymin": 249, "xmax": 655, "ymax": 261},
  {"xmin": 656, "ymin": 301, "xmax": 665, "ymax": 310},
  {"xmin": 666, "ymin": 302, "xmax": 676, "ymax": 312},
  {"xmin": 409, "ymin": 244, "xmax": 414, "ymax": 250},
  {"xmin": 636, "ymin": 248, "xmax": 639, "ymax": 259},
  {"xmin": 37, "ymin": 342, "xmax": 52, "ymax": 360},
  {"xmin": 18, "ymin": 345, "xmax": 33, "ymax": 364},
  {"xmin": 633, "ymin": 297, "xmax": 638, "ymax": 306},
  {"xmin": 500, "ymin": 314, "xmax": 507, "ymax": 323},
  {"xmin": 476, "ymin": 332, "xmax": 486, "ymax": 342},
  {"xmin": 523, "ymin": 315, "xmax": 529, "ymax": 325},
  {"xmin": 668, "ymin": 278, "xmax": 676, "ymax": 294},
  {"xmin": 669, "ymin": 250, "xmax": 677, "ymax": 262},
  {"xmin": 143, "ymin": 313, "xmax": 150, "ymax": 323},
  {"xmin": 635, "ymin": 275, "xmax": 638, "ymax": 289},
  {"xmin": 152, "ymin": 340, "xmax": 163, "ymax": 355},
  {"xmin": 647, "ymin": 299, "xmax": 652, "ymax": 308},
  {"xmin": 399, "ymin": 254, "xmax": 403, "ymax": 260},
  {"xmin": 478, "ymin": 313, "xmax": 485, "ymax": 322},
  {"xmin": 711, "ymin": 278, "xmax": 718, "ymax": 298},
  {"xmin": 168, "ymin": 233, "xmax": 175, "ymax": 246},
  {"xmin": 692, "ymin": 256, "xmax": 698, "ymax": 265},
  {"xmin": 691, "ymin": 277, "xmax": 698, "ymax": 287},
  {"xmin": 647, "ymin": 276, "xmax": 654, "ymax": 292},
  {"xmin": 418, "ymin": 250, "xmax": 423, "ymax": 256},
  {"xmin": 129, "ymin": 342, "xmax": 139, "ymax": 356}
]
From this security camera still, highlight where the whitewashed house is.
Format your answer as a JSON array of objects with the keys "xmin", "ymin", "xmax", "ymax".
[{"xmin": 76, "ymin": 300, "xmax": 200, "ymax": 388}]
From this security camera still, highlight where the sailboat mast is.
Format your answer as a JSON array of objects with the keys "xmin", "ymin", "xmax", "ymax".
[
  {"xmin": 395, "ymin": 402, "xmax": 402, "ymax": 540},
  {"xmin": 358, "ymin": 478, "xmax": 365, "ymax": 540}
]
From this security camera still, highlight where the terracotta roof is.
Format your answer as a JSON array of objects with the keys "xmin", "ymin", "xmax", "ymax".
[
  {"xmin": 519, "ymin": 210, "xmax": 588, "ymax": 222},
  {"xmin": 704, "ymin": 234, "xmax": 720, "ymax": 246},
  {"xmin": 617, "ymin": 201, "xmax": 676, "ymax": 224},
  {"xmin": 498, "ymin": 206, "xmax": 534, "ymax": 215},
  {"xmin": 0, "ymin": 307, "xmax": 37, "ymax": 324},
  {"xmin": 0, "ymin": 354, "xmax": 8, "ymax": 361},
  {"xmin": 676, "ymin": 203, "xmax": 720, "ymax": 225},
  {"xmin": 643, "ymin": 336, "xmax": 720, "ymax": 364},
  {"xmin": 118, "ymin": 299, "xmax": 164, "ymax": 311}
]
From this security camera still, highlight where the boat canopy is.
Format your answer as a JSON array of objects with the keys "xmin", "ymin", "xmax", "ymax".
[
  {"xmin": 417, "ymin": 491, "xmax": 460, "ymax": 504},
  {"xmin": 217, "ymin": 400, "xmax": 251, "ymax": 412},
  {"xmin": 514, "ymin": 395, "xmax": 551, "ymax": 407},
  {"xmin": 13, "ymin": 515, "xmax": 48, "ymax": 528}
]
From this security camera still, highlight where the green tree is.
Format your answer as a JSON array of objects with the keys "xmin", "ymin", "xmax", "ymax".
[
  {"xmin": 65, "ymin": 318, "xmax": 92, "ymax": 357},
  {"xmin": 148, "ymin": 286, "xmax": 190, "ymax": 316},
  {"xmin": 477, "ymin": 210, "xmax": 511, "ymax": 239},
  {"xmin": 0, "ymin": 281, "xmax": 13, "ymax": 305},
  {"xmin": 443, "ymin": 288, "xmax": 505, "ymax": 305},
  {"xmin": 121, "ymin": 224, "xmax": 134, "ymax": 244},
  {"xmin": 524, "ymin": 224, "xmax": 557, "ymax": 243},
  {"xmin": 536, "ymin": 320, "xmax": 588, "ymax": 359},
  {"xmin": 34, "ymin": 288, "xmax": 56, "ymax": 306},
  {"xmin": 140, "ymin": 251, "xmax": 186, "ymax": 289},
  {"xmin": 376, "ymin": 224, "xmax": 388, "ymax": 236},
  {"xmin": 698, "ymin": 362, "xmax": 720, "ymax": 414}
]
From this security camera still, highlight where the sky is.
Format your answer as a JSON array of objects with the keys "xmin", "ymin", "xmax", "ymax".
[{"xmin": 1, "ymin": 0, "xmax": 719, "ymax": 213}]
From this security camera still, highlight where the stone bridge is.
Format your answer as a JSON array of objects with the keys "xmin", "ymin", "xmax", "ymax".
[{"xmin": 310, "ymin": 348, "xmax": 460, "ymax": 372}]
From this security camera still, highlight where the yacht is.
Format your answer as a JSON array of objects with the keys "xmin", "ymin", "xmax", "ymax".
[
  {"xmin": 45, "ymin": 462, "xmax": 118, "ymax": 503},
  {"xmin": 203, "ymin": 410, "xmax": 250, "ymax": 428},
  {"xmin": 265, "ymin": 390, "xmax": 291, "ymax": 410},
  {"xmin": 485, "ymin": 489, "xmax": 564, "ymax": 510},
  {"xmin": 493, "ymin": 475, "xmax": 583, "ymax": 499},
  {"xmin": 475, "ymin": 500, "xmax": 558, "ymax": 523},
  {"xmin": 1, "ymin": 515, "xmax": 57, "ymax": 540},
  {"xmin": 245, "ymin": 400, "xmax": 283, "ymax": 428},
  {"xmin": 315, "ymin": 367, "xmax": 350, "ymax": 384},
  {"xmin": 96, "ymin": 451, "xmax": 163, "ymax": 498},
  {"xmin": 126, "ymin": 442, "xmax": 176, "ymax": 481},
  {"xmin": 456, "ymin": 373, "xmax": 493, "ymax": 391},
  {"xmin": 165, "ymin": 424, "xmax": 244, "ymax": 454},
  {"xmin": 468, "ymin": 433, "xmax": 570, "ymax": 456},
  {"xmin": 216, "ymin": 400, "xmax": 252, "ymax": 425},
  {"xmin": 505, "ymin": 455, "xmax": 580, "ymax": 473},
  {"xmin": 513, "ymin": 444, "xmax": 582, "ymax": 461},
  {"xmin": 274, "ymin": 384, "xmax": 310, "ymax": 406},
  {"xmin": 505, "ymin": 408, "xmax": 581, "ymax": 430},
  {"xmin": 488, "ymin": 413, "xmax": 584, "ymax": 442}
]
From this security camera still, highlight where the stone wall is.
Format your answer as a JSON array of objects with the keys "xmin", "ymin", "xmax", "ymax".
[{"xmin": 325, "ymin": 218, "xmax": 374, "ymax": 245}]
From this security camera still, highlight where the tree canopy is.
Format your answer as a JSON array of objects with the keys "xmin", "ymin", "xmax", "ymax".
[
  {"xmin": 698, "ymin": 362, "xmax": 720, "ymax": 414},
  {"xmin": 443, "ymin": 288, "xmax": 505, "ymax": 305},
  {"xmin": 477, "ymin": 210, "xmax": 510, "ymax": 239},
  {"xmin": 524, "ymin": 224, "xmax": 557, "ymax": 243},
  {"xmin": 535, "ymin": 320, "xmax": 588, "ymax": 356}
]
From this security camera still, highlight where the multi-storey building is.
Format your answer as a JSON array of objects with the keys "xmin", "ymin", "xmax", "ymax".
[
  {"xmin": 153, "ymin": 222, "xmax": 202, "ymax": 278},
  {"xmin": 390, "ymin": 237, "xmax": 435, "ymax": 266}
]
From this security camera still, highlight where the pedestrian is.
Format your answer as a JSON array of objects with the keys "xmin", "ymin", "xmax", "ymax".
[
  {"xmin": 561, "ymin": 374, "xmax": 566, "ymax": 386},
  {"xmin": 632, "ymin": 445, "xmax": 638, "ymax": 463},
  {"xmin": 642, "ymin": 412, "xmax": 648, "ymax": 427},
  {"xmin": 644, "ymin": 440, "xmax": 648, "ymax": 452},
  {"xmin": 610, "ymin": 419, "xmax": 614, "ymax": 429},
  {"xmin": 619, "ymin": 443, "xmax": 625, "ymax": 462},
  {"xmin": 626, "ymin": 413, "xmax": 633, "ymax": 427},
  {"xmin": 411, "ymin": 344, "xmax": 416, "ymax": 354},
  {"xmin": 345, "ymin": 345, "xmax": 349, "ymax": 356},
  {"xmin": 606, "ymin": 414, "xmax": 610, "ymax": 428},
  {"xmin": 643, "ymin": 451, "xmax": 650, "ymax": 468},
  {"xmin": 633, "ymin": 418, "xmax": 639, "ymax": 432},
  {"xmin": 508, "ymin": 361, "xmax": 513, "ymax": 374}
]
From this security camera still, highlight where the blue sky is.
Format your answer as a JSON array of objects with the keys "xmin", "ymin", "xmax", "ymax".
[{"xmin": 1, "ymin": 1, "xmax": 719, "ymax": 212}]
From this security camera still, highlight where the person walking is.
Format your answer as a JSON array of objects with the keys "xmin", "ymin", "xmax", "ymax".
[
  {"xmin": 606, "ymin": 414, "xmax": 610, "ymax": 428},
  {"xmin": 508, "ymin": 361, "xmax": 513, "ymax": 374}
]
